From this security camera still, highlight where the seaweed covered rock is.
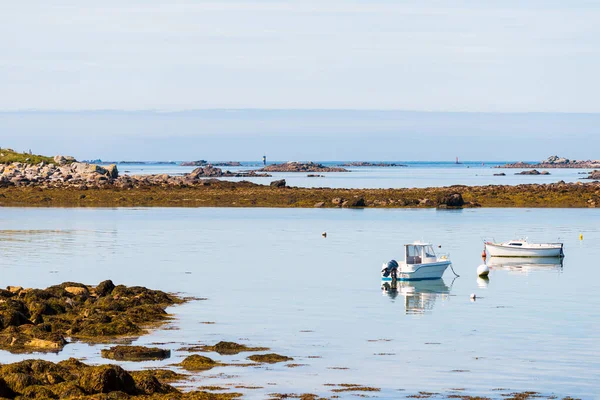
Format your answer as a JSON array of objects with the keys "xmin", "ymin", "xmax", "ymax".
[
  {"xmin": 79, "ymin": 365, "xmax": 137, "ymax": 395},
  {"xmin": 190, "ymin": 341, "xmax": 269, "ymax": 355},
  {"xmin": 0, "ymin": 358, "xmax": 187, "ymax": 398},
  {"xmin": 247, "ymin": 353, "xmax": 293, "ymax": 364},
  {"xmin": 101, "ymin": 345, "xmax": 171, "ymax": 361},
  {"xmin": 0, "ymin": 282, "xmax": 184, "ymax": 353},
  {"xmin": 95, "ymin": 280, "xmax": 116, "ymax": 297},
  {"xmin": 179, "ymin": 355, "xmax": 218, "ymax": 371},
  {"xmin": 437, "ymin": 193, "xmax": 464, "ymax": 208}
]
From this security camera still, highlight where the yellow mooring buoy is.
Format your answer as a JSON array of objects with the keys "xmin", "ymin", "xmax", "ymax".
[{"xmin": 580, "ymin": 234, "xmax": 583, "ymax": 240}]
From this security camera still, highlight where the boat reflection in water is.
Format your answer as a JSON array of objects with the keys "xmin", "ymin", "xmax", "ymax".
[
  {"xmin": 381, "ymin": 279, "xmax": 451, "ymax": 314},
  {"xmin": 487, "ymin": 256, "xmax": 564, "ymax": 275}
]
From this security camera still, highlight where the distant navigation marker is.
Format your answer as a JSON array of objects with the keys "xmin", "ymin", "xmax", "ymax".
[{"xmin": 262, "ymin": 155, "xmax": 267, "ymax": 166}]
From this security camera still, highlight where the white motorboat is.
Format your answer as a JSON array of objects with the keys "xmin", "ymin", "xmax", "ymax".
[
  {"xmin": 381, "ymin": 242, "xmax": 451, "ymax": 282},
  {"xmin": 485, "ymin": 239, "xmax": 564, "ymax": 258}
]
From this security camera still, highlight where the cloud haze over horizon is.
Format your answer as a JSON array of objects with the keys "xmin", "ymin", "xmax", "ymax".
[{"xmin": 1, "ymin": 110, "xmax": 599, "ymax": 161}]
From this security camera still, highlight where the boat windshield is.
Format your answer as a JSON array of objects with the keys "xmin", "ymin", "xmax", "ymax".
[
  {"xmin": 406, "ymin": 245, "xmax": 422, "ymax": 264},
  {"xmin": 424, "ymin": 245, "xmax": 436, "ymax": 258}
]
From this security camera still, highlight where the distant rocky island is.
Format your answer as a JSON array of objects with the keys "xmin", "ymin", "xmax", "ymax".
[
  {"xmin": 339, "ymin": 162, "xmax": 407, "ymax": 167},
  {"xmin": 180, "ymin": 160, "xmax": 242, "ymax": 167},
  {"xmin": 257, "ymin": 161, "xmax": 349, "ymax": 173},
  {"xmin": 501, "ymin": 155, "xmax": 600, "ymax": 169},
  {"xmin": 515, "ymin": 169, "xmax": 551, "ymax": 175},
  {"xmin": 180, "ymin": 160, "xmax": 207, "ymax": 166}
]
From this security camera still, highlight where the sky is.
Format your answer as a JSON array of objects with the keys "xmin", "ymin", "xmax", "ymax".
[
  {"xmin": 1, "ymin": 110, "xmax": 599, "ymax": 161},
  {"xmin": 1, "ymin": 1, "xmax": 599, "ymax": 159}
]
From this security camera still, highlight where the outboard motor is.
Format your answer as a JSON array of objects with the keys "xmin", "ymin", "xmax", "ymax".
[{"xmin": 381, "ymin": 259, "xmax": 399, "ymax": 277}]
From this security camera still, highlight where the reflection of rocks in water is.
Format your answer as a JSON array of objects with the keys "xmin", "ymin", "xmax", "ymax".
[
  {"xmin": 382, "ymin": 279, "xmax": 450, "ymax": 314},
  {"xmin": 487, "ymin": 256, "xmax": 564, "ymax": 275}
]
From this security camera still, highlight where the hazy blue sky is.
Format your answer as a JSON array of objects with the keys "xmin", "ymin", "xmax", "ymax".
[
  {"xmin": 1, "ymin": 1, "xmax": 599, "ymax": 112},
  {"xmin": 1, "ymin": 2, "xmax": 599, "ymax": 160}
]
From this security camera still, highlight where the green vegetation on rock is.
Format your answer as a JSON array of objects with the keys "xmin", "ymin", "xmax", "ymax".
[
  {"xmin": 189, "ymin": 341, "xmax": 269, "ymax": 355},
  {"xmin": 0, "ymin": 358, "xmax": 242, "ymax": 399},
  {"xmin": 0, "ymin": 148, "xmax": 55, "ymax": 165},
  {"xmin": 178, "ymin": 355, "xmax": 219, "ymax": 371},
  {"xmin": 247, "ymin": 353, "xmax": 293, "ymax": 364},
  {"xmin": 101, "ymin": 345, "xmax": 171, "ymax": 361},
  {"xmin": 0, "ymin": 281, "xmax": 184, "ymax": 353}
]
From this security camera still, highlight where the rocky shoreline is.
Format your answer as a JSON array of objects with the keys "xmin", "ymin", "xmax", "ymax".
[
  {"xmin": 0, "ymin": 179, "xmax": 598, "ymax": 208},
  {"xmin": 500, "ymin": 155, "xmax": 600, "ymax": 169},
  {"xmin": 0, "ymin": 161, "xmax": 269, "ymax": 189},
  {"xmin": 1, "ymin": 151, "xmax": 599, "ymax": 208}
]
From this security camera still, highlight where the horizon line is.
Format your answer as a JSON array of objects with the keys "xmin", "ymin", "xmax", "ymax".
[{"xmin": 1, "ymin": 108, "xmax": 600, "ymax": 116}]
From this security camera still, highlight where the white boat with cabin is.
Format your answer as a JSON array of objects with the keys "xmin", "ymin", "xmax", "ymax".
[
  {"xmin": 381, "ymin": 242, "xmax": 451, "ymax": 282},
  {"xmin": 485, "ymin": 239, "xmax": 564, "ymax": 258}
]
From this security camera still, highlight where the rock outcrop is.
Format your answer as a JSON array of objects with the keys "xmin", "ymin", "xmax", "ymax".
[
  {"xmin": 0, "ymin": 281, "xmax": 184, "ymax": 353},
  {"xmin": 101, "ymin": 345, "xmax": 171, "ymax": 361},
  {"xmin": 212, "ymin": 161, "xmax": 242, "ymax": 167},
  {"xmin": 0, "ymin": 359, "xmax": 199, "ymax": 398},
  {"xmin": 258, "ymin": 162, "xmax": 349, "ymax": 173},
  {"xmin": 437, "ymin": 193, "xmax": 465, "ymax": 208},
  {"xmin": 585, "ymin": 170, "xmax": 600, "ymax": 180},
  {"xmin": 515, "ymin": 169, "xmax": 550, "ymax": 175},
  {"xmin": 501, "ymin": 156, "xmax": 600, "ymax": 169},
  {"xmin": 0, "ymin": 161, "xmax": 270, "ymax": 189},
  {"xmin": 180, "ymin": 160, "xmax": 207, "ymax": 166},
  {"xmin": 188, "ymin": 165, "xmax": 270, "ymax": 179},
  {"xmin": 270, "ymin": 179, "xmax": 286, "ymax": 188},
  {"xmin": 0, "ymin": 161, "xmax": 119, "ymax": 187}
]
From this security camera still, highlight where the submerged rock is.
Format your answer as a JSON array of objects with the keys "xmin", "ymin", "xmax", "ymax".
[
  {"xmin": 247, "ymin": 353, "xmax": 293, "ymax": 364},
  {"xmin": 187, "ymin": 341, "xmax": 269, "ymax": 355}
]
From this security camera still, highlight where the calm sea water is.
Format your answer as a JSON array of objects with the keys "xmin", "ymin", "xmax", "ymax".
[
  {"xmin": 1, "ymin": 207, "xmax": 599, "ymax": 399},
  {"xmin": 108, "ymin": 161, "xmax": 593, "ymax": 188}
]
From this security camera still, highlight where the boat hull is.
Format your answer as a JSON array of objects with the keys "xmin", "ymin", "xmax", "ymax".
[
  {"xmin": 381, "ymin": 261, "xmax": 451, "ymax": 282},
  {"xmin": 485, "ymin": 243, "xmax": 563, "ymax": 257}
]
